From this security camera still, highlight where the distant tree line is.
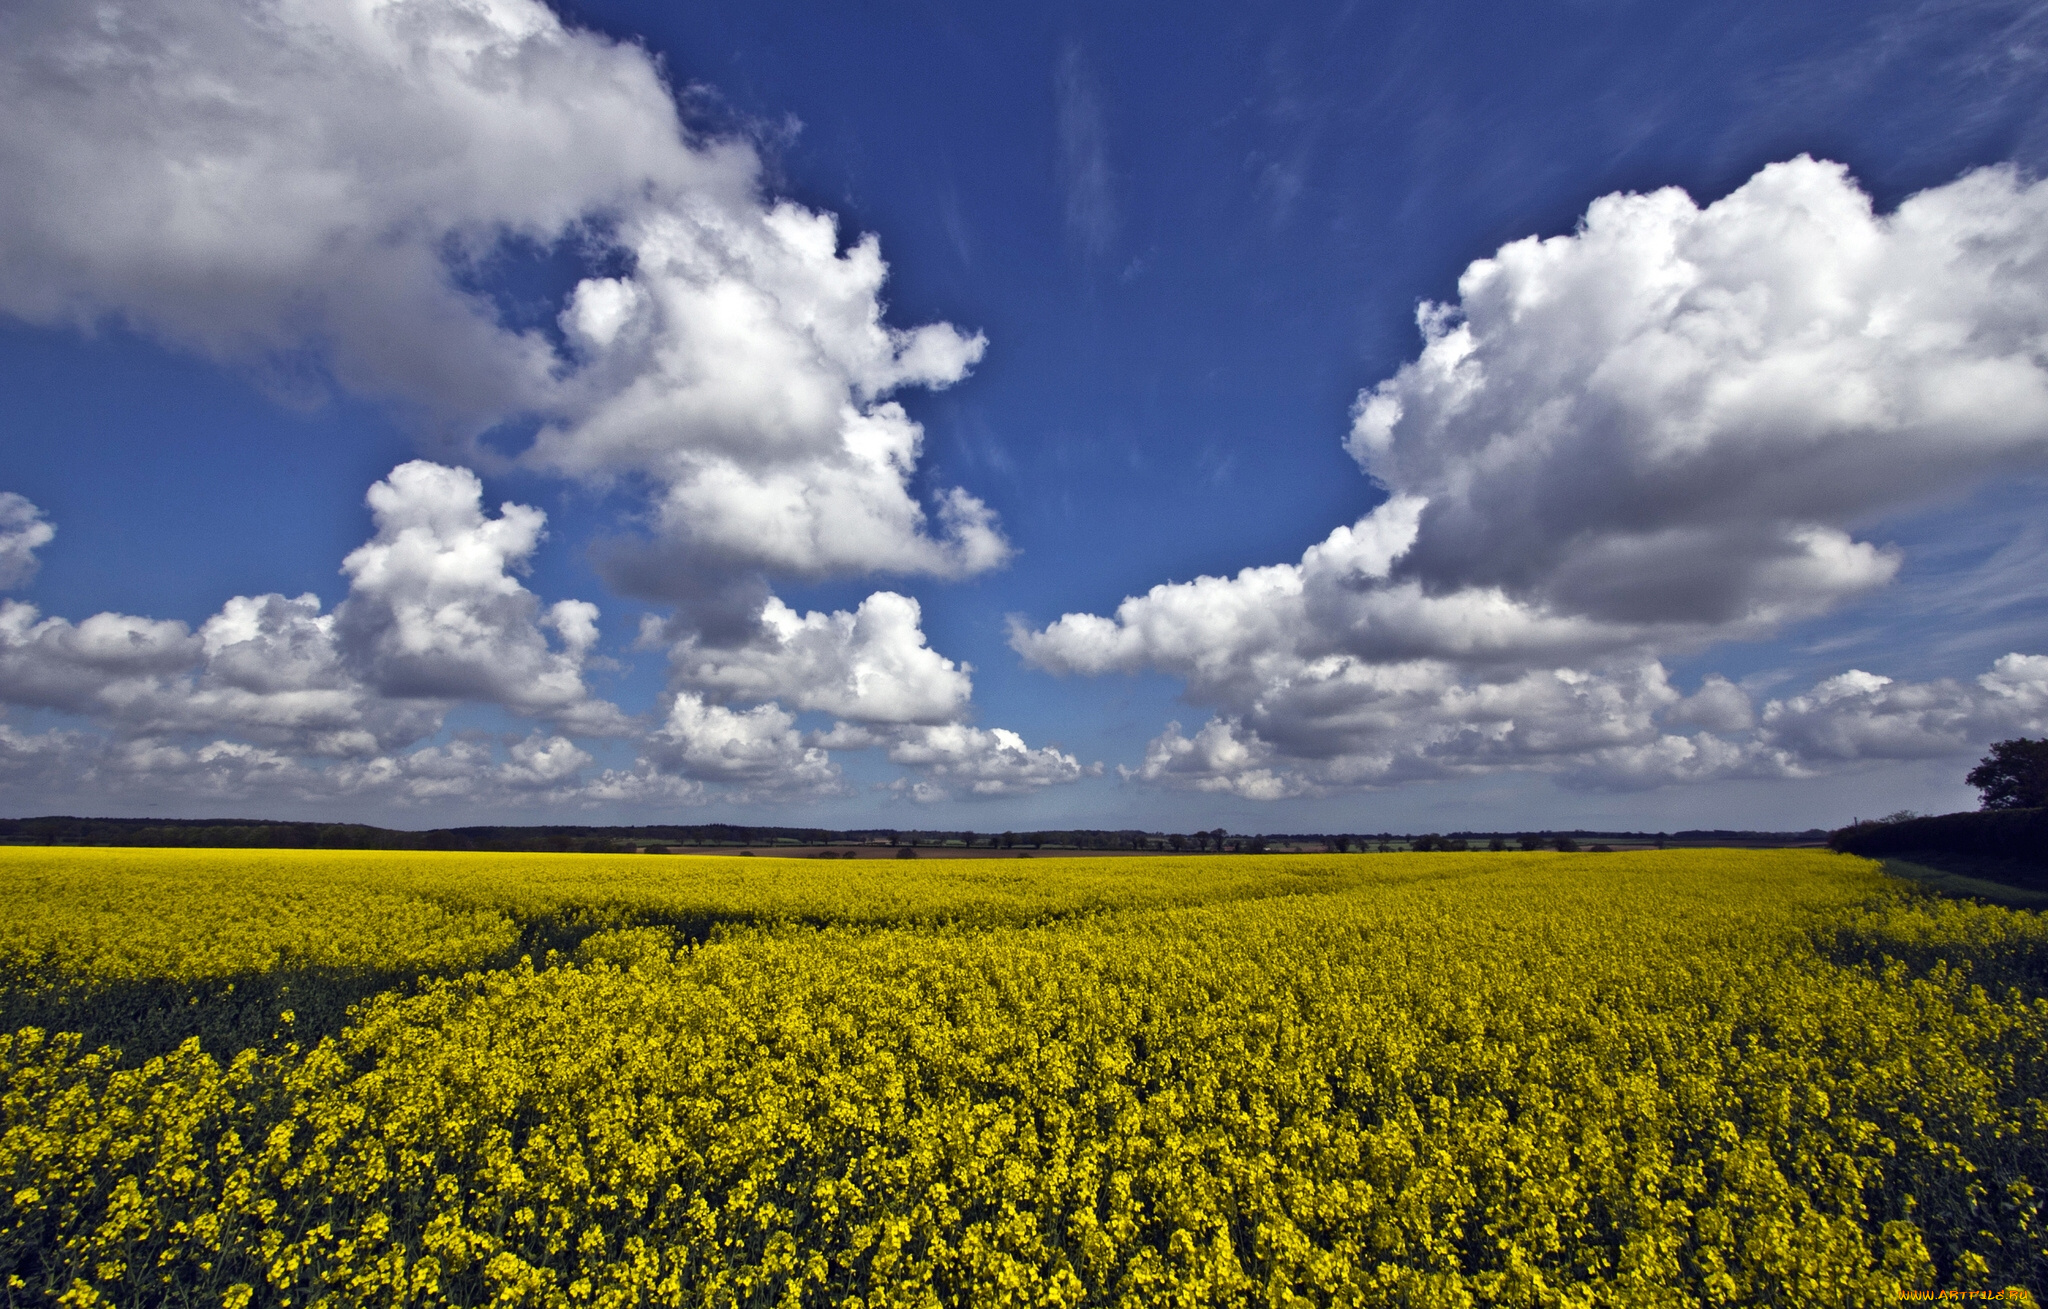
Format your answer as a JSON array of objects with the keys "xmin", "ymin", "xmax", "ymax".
[
  {"xmin": 1828, "ymin": 737, "xmax": 2046, "ymax": 873},
  {"xmin": 1, "ymin": 815, "xmax": 1826, "ymax": 854},
  {"xmin": 1829, "ymin": 808, "xmax": 2047, "ymax": 870}
]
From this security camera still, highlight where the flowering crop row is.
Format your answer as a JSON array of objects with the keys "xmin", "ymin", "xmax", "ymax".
[
  {"xmin": 0, "ymin": 845, "xmax": 1371, "ymax": 988},
  {"xmin": 0, "ymin": 846, "xmax": 1379, "ymax": 1061},
  {"xmin": 1, "ymin": 848, "xmax": 2043, "ymax": 1305}
]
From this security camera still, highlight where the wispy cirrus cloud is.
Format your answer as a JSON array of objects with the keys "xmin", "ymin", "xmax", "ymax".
[{"xmin": 1054, "ymin": 42, "xmax": 1117, "ymax": 259}]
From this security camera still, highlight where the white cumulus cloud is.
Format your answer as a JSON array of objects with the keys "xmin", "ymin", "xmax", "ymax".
[
  {"xmin": 1350, "ymin": 156, "xmax": 2048, "ymax": 628},
  {"xmin": 0, "ymin": 0, "xmax": 1040, "ymax": 814},
  {"xmin": 9, "ymin": 729, "xmax": 633, "ymax": 811},
  {"xmin": 1123, "ymin": 720, "xmax": 1300, "ymax": 801},
  {"xmin": 668, "ymin": 591, "xmax": 972, "ymax": 725},
  {"xmin": 884, "ymin": 723, "xmax": 1095, "ymax": 798},
  {"xmin": 0, "ymin": 494, "xmax": 54, "ymax": 589},
  {"xmin": 0, "ymin": 0, "xmax": 1004, "ymax": 586},
  {"xmin": 637, "ymin": 691, "xmax": 840, "ymax": 796},
  {"xmin": 0, "ymin": 462, "xmax": 614, "ymax": 763},
  {"xmin": 335, "ymin": 461, "xmax": 607, "ymax": 720},
  {"xmin": 652, "ymin": 585, "xmax": 1092, "ymax": 801},
  {"xmin": 1110, "ymin": 654, "xmax": 2048, "ymax": 799},
  {"xmin": 0, "ymin": 467, "xmax": 1068, "ymax": 809},
  {"xmin": 1757, "ymin": 654, "xmax": 2048, "ymax": 763},
  {"xmin": 1020, "ymin": 157, "xmax": 2048, "ymax": 796}
]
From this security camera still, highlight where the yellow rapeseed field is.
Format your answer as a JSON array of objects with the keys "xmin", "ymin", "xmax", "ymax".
[{"xmin": 0, "ymin": 846, "xmax": 2042, "ymax": 1306}]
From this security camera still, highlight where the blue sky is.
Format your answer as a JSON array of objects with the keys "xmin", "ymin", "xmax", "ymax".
[{"xmin": 2, "ymin": 0, "xmax": 2045, "ymax": 833}]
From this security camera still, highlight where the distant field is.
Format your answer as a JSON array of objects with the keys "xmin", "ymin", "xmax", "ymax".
[{"xmin": 1, "ymin": 847, "xmax": 2042, "ymax": 1306}]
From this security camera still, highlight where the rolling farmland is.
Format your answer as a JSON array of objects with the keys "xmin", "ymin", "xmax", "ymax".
[{"xmin": 1, "ymin": 846, "xmax": 2043, "ymax": 1306}]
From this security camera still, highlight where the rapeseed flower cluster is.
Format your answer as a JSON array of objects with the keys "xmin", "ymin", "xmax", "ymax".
[{"xmin": 0, "ymin": 847, "xmax": 2042, "ymax": 1305}]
